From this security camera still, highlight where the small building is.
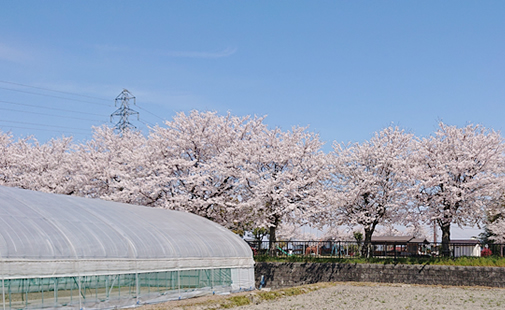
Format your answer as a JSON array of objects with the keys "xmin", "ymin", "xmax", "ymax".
[
  {"xmin": 371, "ymin": 236, "xmax": 429, "ymax": 257},
  {"xmin": 450, "ymin": 239, "xmax": 481, "ymax": 257}
]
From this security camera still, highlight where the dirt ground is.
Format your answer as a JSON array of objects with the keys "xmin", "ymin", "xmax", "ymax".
[
  {"xmin": 141, "ymin": 282, "xmax": 505, "ymax": 310},
  {"xmin": 235, "ymin": 283, "xmax": 505, "ymax": 310}
]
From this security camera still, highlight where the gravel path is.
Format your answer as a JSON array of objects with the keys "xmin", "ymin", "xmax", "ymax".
[{"xmin": 233, "ymin": 283, "xmax": 505, "ymax": 310}]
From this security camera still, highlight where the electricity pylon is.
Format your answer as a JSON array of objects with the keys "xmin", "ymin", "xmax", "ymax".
[{"xmin": 110, "ymin": 89, "xmax": 139, "ymax": 134}]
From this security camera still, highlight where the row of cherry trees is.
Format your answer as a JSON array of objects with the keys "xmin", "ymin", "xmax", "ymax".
[
  {"xmin": 1, "ymin": 111, "xmax": 504, "ymax": 256},
  {"xmin": 0, "ymin": 111, "xmax": 329, "ymax": 252},
  {"xmin": 330, "ymin": 124, "xmax": 505, "ymax": 256}
]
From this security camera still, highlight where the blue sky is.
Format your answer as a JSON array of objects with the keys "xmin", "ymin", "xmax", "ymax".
[
  {"xmin": 1, "ymin": 1, "xmax": 504, "ymax": 238},
  {"xmin": 1, "ymin": 1, "xmax": 504, "ymax": 150}
]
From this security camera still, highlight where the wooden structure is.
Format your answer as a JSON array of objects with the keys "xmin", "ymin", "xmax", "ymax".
[{"xmin": 371, "ymin": 236, "xmax": 429, "ymax": 257}]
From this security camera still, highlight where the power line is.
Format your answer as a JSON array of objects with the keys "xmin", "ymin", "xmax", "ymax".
[
  {"xmin": 0, "ymin": 99, "xmax": 106, "ymax": 117},
  {"xmin": 0, "ymin": 106, "xmax": 106, "ymax": 122},
  {"xmin": 0, "ymin": 125, "xmax": 89, "ymax": 133},
  {"xmin": 0, "ymin": 80, "xmax": 171, "ymax": 138},
  {"xmin": 0, "ymin": 80, "xmax": 168, "ymax": 124},
  {"xmin": 137, "ymin": 105, "xmax": 166, "ymax": 122},
  {"xmin": 138, "ymin": 118, "xmax": 156, "ymax": 127},
  {"xmin": 0, "ymin": 124, "xmax": 91, "ymax": 135},
  {"xmin": 0, "ymin": 119, "xmax": 93, "ymax": 132},
  {"xmin": 0, "ymin": 86, "xmax": 112, "ymax": 107},
  {"xmin": 0, "ymin": 80, "xmax": 110, "ymax": 102}
]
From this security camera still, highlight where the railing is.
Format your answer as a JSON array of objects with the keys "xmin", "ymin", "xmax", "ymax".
[
  {"xmin": 246, "ymin": 240, "xmax": 505, "ymax": 258},
  {"xmin": 247, "ymin": 240, "xmax": 363, "ymax": 257}
]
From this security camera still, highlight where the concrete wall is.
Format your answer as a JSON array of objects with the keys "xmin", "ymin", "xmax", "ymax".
[{"xmin": 255, "ymin": 262, "xmax": 505, "ymax": 289}]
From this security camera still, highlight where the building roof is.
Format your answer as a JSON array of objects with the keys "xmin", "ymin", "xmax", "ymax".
[
  {"xmin": 449, "ymin": 239, "xmax": 480, "ymax": 244},
  {"xmin": 371, "ymin": 236, "xmax": 429, "ymax": 243},
  {"xmin": 0, "ymin": 186, "xmax": 252, "ymax": 261}
]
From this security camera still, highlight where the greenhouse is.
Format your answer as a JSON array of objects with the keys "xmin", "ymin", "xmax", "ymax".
[{"xmin": 0, "ymin": 186, "xmax": 255, "ymax": 309}]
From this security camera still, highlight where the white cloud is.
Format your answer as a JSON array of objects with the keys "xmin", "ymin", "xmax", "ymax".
[
  {"xmin": 93, "ymin": 45, "xmax": 237, "ymax": 59},
  {"xmin": 0, "ymin": 43, "xmax": 31, "ymax": 63},
  {"xmin": 162, "ymin": 47, "xmax": 237, "ymax": 59}
]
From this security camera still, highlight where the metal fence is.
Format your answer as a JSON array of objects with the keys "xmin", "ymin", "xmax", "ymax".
[{"xmin": 246, "ymin": 240, "xmax": 505, "ymax": 258}]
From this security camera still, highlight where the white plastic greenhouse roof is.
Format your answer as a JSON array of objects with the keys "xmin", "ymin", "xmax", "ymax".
[{"xmin": 0, "ymin": 186, "xmax": 252, "ymax": 261}]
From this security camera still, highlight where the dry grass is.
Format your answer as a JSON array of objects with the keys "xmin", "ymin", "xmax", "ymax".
[{"xmin": 139, "ymin": 282, "xmax": 336, "ymax": 310}]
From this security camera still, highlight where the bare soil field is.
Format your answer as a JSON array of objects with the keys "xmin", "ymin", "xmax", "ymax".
[{"xmin": 141, "ymin": 282, "xmax": 505, "ymax": 310}]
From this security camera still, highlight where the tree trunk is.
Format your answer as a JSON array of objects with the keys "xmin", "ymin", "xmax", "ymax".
[
  {"xmin": 269, "ymin": 224, "xmax": 277, "ymax": 256},
  {"xmin": 362, "ymin": 227, "xmax": 374, "ymax": 258},
  {"xmin": 440, "ymin": 221, "xmax": 451, "ymax": 257},
  {"xmin": 268, "ymin": 216, "xmax": 280, "ymax": 256}
]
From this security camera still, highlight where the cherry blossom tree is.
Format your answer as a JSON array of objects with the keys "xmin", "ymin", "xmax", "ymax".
[
  {"xmin": 485, "ymin": 217, "xmax": 505, "ymax": 244},
  {"xmin": 1, "ymin": 114, "xmax": 328, "ymax": 243},
  {"xmin": 18, "ymin": 137, "xmax": 76, "ymax": 194},
  {"xmin": 412, "ymin": 123, "xmax": 505, "ymax": 256},
  {"xmin": 0, "ymin": 131, "xmax": 15, "ymax": 185},
  {"xmin": 74, "ymin": 126, "xmax": 149, "ymax": 203},
  {"xmin": 0, "ymin": 132, "xmax": 77, "ymax": 195},
  {"xmin": 373, "ymin": 224, "xmax": 428, "ymax": 239},
  {"xmin": 482, "ymin": 193, "xmax": 505, "ymax": 243},
  {"xmin": 330, "ymin": 126, "xmax": 415, "ymax": 257},
  {"xmin": 144, "ymin": 110, "xmax": 266, "ymax": 226},
  {"xmin": 3, "ymin": 112, "xmax": 330, "ymax": 239},
  {"xmin": 275, "ymin": 223, "xmax": 303, "ymax": 241},
  {"xmin": 238, "ymin": 126, "xmax": 330, "ymax": 252}
]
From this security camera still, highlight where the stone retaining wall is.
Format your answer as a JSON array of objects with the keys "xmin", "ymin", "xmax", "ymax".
[{"xmin": 255, "ymin": 262, "xmax": 505, "ymax": 289}]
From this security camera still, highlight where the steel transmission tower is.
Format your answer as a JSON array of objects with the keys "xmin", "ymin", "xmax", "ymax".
[{"xmin": 110, "ymin": 89, "xmax": 139, "ymax": 133}]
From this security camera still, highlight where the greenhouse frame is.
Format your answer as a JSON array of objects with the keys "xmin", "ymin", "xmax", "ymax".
[{"xmin": 0, "ymin": 186, "xmax": 255, "ymax": 309}]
